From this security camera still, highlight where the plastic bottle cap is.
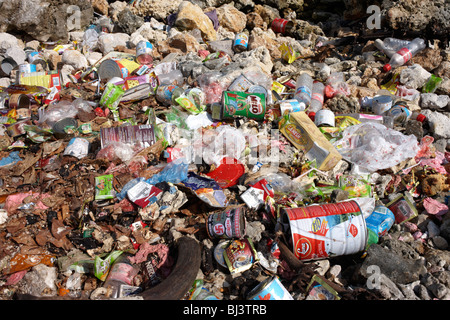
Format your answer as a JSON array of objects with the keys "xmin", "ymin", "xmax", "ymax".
[
  {"xmin": 416, "ymin": 113, "xmax": 426, "ymax": 123},
  {"xmin": 383, "ymin": 64, "xmax": 391, "ymax": 72},
  {"xmin": 308, "ymin": 112, "xmax": 315, "ymax": 121}
]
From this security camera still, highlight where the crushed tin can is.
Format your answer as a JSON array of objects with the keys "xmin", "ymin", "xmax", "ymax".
[
  {"xmin": 247, "ymin": 276, "xmax": 294, "ymax": 300},
  {"xmin": 223, "ymin": 237, "xmax": 258, "ymax": 274}
]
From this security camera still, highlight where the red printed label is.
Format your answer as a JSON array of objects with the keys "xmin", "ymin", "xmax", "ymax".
[{"xmin": 397, "ymin": 48, "xmax": 412, "ymax": 63}]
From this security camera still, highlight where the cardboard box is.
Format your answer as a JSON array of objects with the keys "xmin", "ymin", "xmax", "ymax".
[{"xmin": 279, "ymin": 111, "xmax": 342, "ymax": 171}]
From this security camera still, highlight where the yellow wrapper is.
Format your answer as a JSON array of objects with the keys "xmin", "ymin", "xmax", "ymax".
[
  {"xmin": 380, "ymin": 73, "xmax": 400, "ymax": 95},
  {"xmin": 279, "ymin": 43, "xmax": 300, "ymax": 64}
]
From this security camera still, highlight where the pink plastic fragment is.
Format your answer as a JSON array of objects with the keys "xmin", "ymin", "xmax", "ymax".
[
  {"xmin": 423, "ymin": 197, "xmax": 448, "ymax": 217},
  {"xmin": 4, "ymin": 192, "xmax": 50, "ymax": 215},
  {"xmin": 129, "ymin": 242, "xmax": 174, "ymax": 278},
  {"xmin": 5, "ymin": 270, "xmax": 27, "ymax": 286}
]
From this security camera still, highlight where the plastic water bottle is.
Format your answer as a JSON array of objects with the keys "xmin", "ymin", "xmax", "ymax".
[
  {"xmin": 375, "ymin": 38, "xmax": 411, "ymax": 58},
  {"xmin": 383, "ymin": 38, "xmax": 426, "ymax": 72},
  {"xmin": 294, "ymin": 73, "xmax": 313, "ymax": 109},
  {"xmin": 309, "ymin": 81, "xmax": 325, "ymax": 113}
]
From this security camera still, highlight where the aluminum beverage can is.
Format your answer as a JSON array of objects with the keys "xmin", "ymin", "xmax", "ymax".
[
  {"xmin": 247, "ymin": 276, "xmax": 294, "ymax": 300},
  {"xmin": 207, "ymin": 206, "xmax": 246, "ymax": 240},
  {"xmin": 281, "ymin": 200, "xmax": 367, "ymax": 261},
  {"xmin": 271, "ymin": 18, "xmax": 294, "ymax": 35}
]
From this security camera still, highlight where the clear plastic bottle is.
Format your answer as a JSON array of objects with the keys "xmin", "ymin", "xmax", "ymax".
[
  {"xmin": 294, "ymin": 73, "xmax": 313, "ymax": 109},
  {"xmin": 375, "ymin": 38, "xmax": 411, "ymax": 58},
  {"xmin": 383, "ymin": 38, "xmax": 426, "ymax": 72},
  {"xmin": 409, "ymin": 111, "xmax": 426, "ymax": 123},
  {"xmin": 309, "ymin": 81, "xmax": 325, "ymax": 113}
]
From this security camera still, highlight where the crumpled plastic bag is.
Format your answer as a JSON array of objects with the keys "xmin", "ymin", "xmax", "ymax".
[
  {"xmin": 333, "ymin": 122, "xmax": 419, "ymax": 173},
  {"xmin": 145, "ymin": 158, "xmax": 189, "ymax": 185},
  {"xmin": 202, "ymin": 125, "xmax": 246, "ymax": 167}
]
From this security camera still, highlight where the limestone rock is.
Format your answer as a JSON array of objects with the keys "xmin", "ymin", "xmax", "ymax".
[
  {"xmin": 400, "ymin": 64, "xmax": 432, "ymax": 90},
  {"xmin": 91, "ymin": 0, "xmax": 109, "ymax": 16},
  {"xmin": 216, "ymin": 4, "xmax": 247, "ymax": 33},
  {"xmin": 0, "ymin": 0, "xmax": 93, "ymax": 42},
  {"xmin": 246, "ymin": 12, "xmax": 266, "ymax": 30},
  {"xmin": 131, "ymin": 0, "xmax": 182, "ymax": 21},
  {"xmin": 420, "ymin": 93, "xmax": 450, "ymax": 110},
  {"xmin": 157, "ymin": 32, "xmax": 202, "ymax": 57},
  {"xmin": 0, "ymin": 33, "xmax": 21, "ymax": 53},
  {"xmin": 248, "ymin": 28, "xmax": 281, "ymax": 60},
  {"xmin": 116, "ymin": 8, "xmax": 145, "ymax": 35},
  {"xmin": 62, "ymin": 49, "xmax": 88, "ymax": 70},
  {"xmin": 420, "ymin": 110, "xmax": 450, "ymax": 139},
  {"xmin": 97, "ymin": 33, "xmax": 130, "ymax": 54},
  {"xmin": 174, "ymin": 1, "xmax": 217, "ymax": 41}
]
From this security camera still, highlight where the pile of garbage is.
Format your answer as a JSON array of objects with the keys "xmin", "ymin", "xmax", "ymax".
[{"xmin": 0, "ymin": 0, "xmax": 449, "ymax": 301}]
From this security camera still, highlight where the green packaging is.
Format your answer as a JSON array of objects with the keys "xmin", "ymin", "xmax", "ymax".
[
  {"xmin": 219, "ymin": 91, "xmax": 266, "ymax": 120},
  {"xmin": 338, "ymin": 174, "xmax": 372, "ymax": 198},
  {"xmin": 95, "ymin": 174, "xmax": 115, "ymax": 200},
  {"xmin": 94, "ymin": 250, "xmax": 123, "ymax": 281},
  {"xmin": 422, "ymin": 74, "xmax": 443, "ymax": 93},
  {"xmin": 100, "ymin": 83, "xmax": 125, "ymax": 111}
]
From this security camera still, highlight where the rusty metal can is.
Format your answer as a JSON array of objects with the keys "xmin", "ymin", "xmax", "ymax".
[
  {"xmin": 281, "ymin": 200, "xmax": 367, "ymax": 261},
  {"xmin": 207, "ymin": 206, "xmax": 246, "ymax": 240},
  {"xmin": 247, "ymin": 276, "xmax": 294, "ymax": 300},
  {"xmin": 271, "ymin": 18, "xmax": 294, "ymax": 35},
  {"xmin": 9, "ymin": 93, "xmax": 31, "ymax": 110}
]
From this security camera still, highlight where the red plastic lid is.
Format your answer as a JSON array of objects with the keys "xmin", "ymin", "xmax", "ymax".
[
  {"xmin": 416, "ymin": 113, "xmax": 426, "ymax": 123},
  {"xmin": 383, "ymin": 64, "xmax": 392, "ymax": 72},
  {"xmin": 205, "ymin": 157, "xmax": 245, "ymax": 189},
  {"xmin": 308, "ymin": 112, "xmax": 315, "ymax": 121}
]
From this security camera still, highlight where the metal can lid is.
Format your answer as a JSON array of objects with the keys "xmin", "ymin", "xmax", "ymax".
[{"xmin": 248, "ymin": 85, "xmax": 267, "ymax": 95}]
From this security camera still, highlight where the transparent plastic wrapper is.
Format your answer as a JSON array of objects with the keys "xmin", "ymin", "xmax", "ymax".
[
  {"xmin": 333, "ymin": 122, "xmax": 419, "ymax": 173},
  {"xmin": 197, "ymin": 71, "xmax": 228, "ymax": 105},
  {"xmin": 96, "ymin": 141, "xmax": 136, "ymax": 163},
  {"xmin": 202, "ymin": 125, "xmax": 246, "ymax": 167},
  {"xmin": 38, "ymin": 100, "xmax": 79, "ymax": 127},
  {"xmin": 325, "ymin": 72, "xmax": 350, "ymax": 98},
  {"xmin": 82, "ymin": 28, "xmax": 100, "ymax": 51},
  {"xmin": 396, "ymin": 86, "xmax": 420, "ymax": 101}
]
